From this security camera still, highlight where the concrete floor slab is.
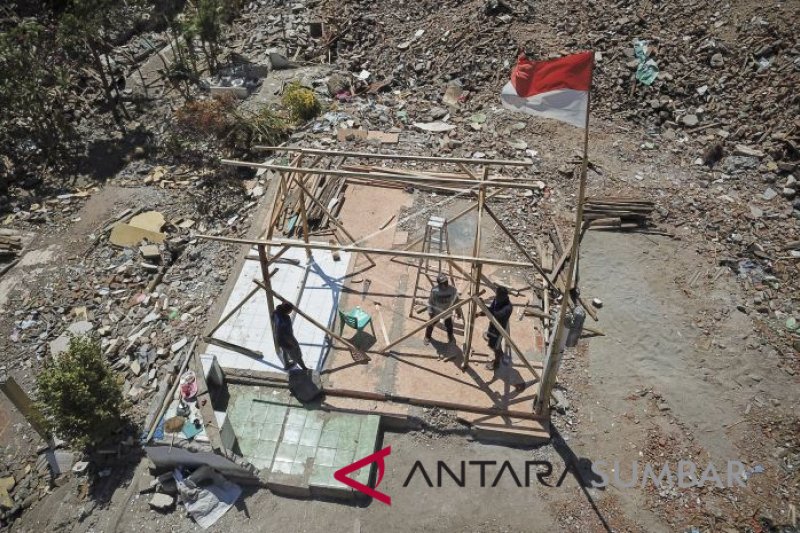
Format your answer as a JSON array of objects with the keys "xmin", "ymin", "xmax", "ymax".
[{"xmin": 225, "ymin": 385, "xmax": 380, "ymax": 499}]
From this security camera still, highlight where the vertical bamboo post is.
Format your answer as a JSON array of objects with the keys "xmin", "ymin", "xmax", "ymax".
[
  {"xmin": 257, "ymin": 244, "xmax": 280, "ymax": 359},
  {"xmin": 295, "ymin": 155, "xmax": 313, "ymax": 260},
  {"xmin": 535, "ymin": 91, "xmax": 592, "ymax": 415},
  {"xmin": 462, "ymin": 167, "xmax": 488, "ymax": 368}
]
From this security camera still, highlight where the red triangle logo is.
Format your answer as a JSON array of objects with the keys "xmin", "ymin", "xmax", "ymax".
[{"xmin": 333, "ymin": 446, "xmax": 391, "ymax": 505}]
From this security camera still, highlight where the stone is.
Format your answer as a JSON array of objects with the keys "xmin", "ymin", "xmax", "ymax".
[
  {"xmin": 682, "ymin": 114, "xmax": 699, "ymax": 127},
  {"xmin": 710, "ymin": 53, "xmax": 724, "ymax": 67},
  {"xmin": 429, "ymin": 107, "xmax": 448, "ymax": 120},
  {"xmin": 782, "ymin": 188, "xmax": 796, "ymax": 198},
  {"xmin": 326, "ymin": 73, "xmax": 350, "ymax": 96},
  {"xmin": 722, "ymin": 156, "xmax": 759, "ymax": 174},
  {"xmin": 749, "ymin": 205, "xmax": 763, "ymax": 218},
  {"xmin": 148, "ymin": 493, "xmax": 175, "ymax": 511},
  {"xmin": 733, "ymin": 144, "xmax": 765, "ymax": 158},
  {"xmin": 72, "ymin": 461, "xmax": 90, "ymax": 476},
  {"xmin": 762, "ymin": 188, "xmax": 778, "ymax": 201},
  {"xmin": 139, "ymin": 244, "xmax": 161, "ymax": 261},
  {"xmin": 128, "ymin": 211, "xmax": 165, "ymax": 233},
  {"xmin": 0, "ymin": 477, "xmax": 15, "ymax": 510},
  {"xmin": 138, "ymin": 473, "xmax": 156, "ymax": 494},
  {"xmin": 110, "ymin": 223, "xmax": 165, "ymax": 247}
]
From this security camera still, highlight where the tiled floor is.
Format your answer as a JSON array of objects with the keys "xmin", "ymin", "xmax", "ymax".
[
  {"xmin": 226, "ymin": 385, "xmax": 379, "ymax": 497},
  {"xmin": 206, "ymin": 247, "xmax": 352, "ymax": 373}
]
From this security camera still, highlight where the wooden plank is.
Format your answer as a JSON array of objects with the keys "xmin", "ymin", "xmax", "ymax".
[
  {"xmin": 199, "ymin": 235, "xmax": 539, "ymax": 270},
  {"xmin": 220, "ymin": 160, "xmax": 544, "ymax": 190}
]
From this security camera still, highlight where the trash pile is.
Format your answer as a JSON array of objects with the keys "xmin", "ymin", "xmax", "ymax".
[
  {"xmin": 3, "ymin": 178, "xmax": 261, "ymax": 418},
  {"xmin": 142, "ymin": 465, "xmax": 241, "ymax": 529}
]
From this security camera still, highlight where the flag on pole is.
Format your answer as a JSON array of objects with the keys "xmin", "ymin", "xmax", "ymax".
[{"xmin": 500, "ymin": 51, "xmax": 593, "ymax": 128}]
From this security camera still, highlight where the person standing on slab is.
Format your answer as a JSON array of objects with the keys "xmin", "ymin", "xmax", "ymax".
[
  {"xmin": 424, "ymin": 273, "xmax": 457, "ymax": 345},
  {"xmin": 486, "ymin": 285, "xmax": 513, "ymax": 370},
  {"xmin": 272, "ymin": 302, "xmax": 308, "ymax": 371}
]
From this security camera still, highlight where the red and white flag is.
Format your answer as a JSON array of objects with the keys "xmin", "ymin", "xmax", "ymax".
[{"xmin": 500, "ymin": 51, "xmax": 594, "ymax": 128}]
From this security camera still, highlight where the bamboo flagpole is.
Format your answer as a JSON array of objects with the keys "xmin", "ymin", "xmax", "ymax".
[{"xmin": 535, "ymin": 89, "xmax": 593, "ymax": 416}]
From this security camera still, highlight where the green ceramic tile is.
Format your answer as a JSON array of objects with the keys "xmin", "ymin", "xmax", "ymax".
[
  {"xmin": 315, "ymin": 447, "xmax": 336, "ymax": 467},
  {"xmin": 238, "ymin": 422, "xmax": 261, "ymax": 439},
  {"xmin": 309, "ymin": 466, "xmax": 339, "ymax": 488},
  {"xmin": 271, "ymin": 459, "xmax": 293, "ymax": 475},
  {"xmin": 282, "ymin": 425, "xmax": 302, "ymax": 444},
  {"xmin": 266, "ymin": 404, "xmax": 288, "ymax": 424},
  {"xmin": 286, "ymin": 409, "xmax": 307, "ymax": 427},
  {"xmin": 318, "ymin": 429, "xmax": 339, "ymax": 448},
  {"xmin": 295, "ymin": 445, "xmax": 316, "ymax": 462},
  {"xmin": 304, "ymin": 412, "xmax": 324, "ymax": 430},
  {"xmin": 237, "ymin": 437, "xmax": 259, "ymax": 456},
  {"xmin": 299, "ymin": 428, "xmax": 321, "ymax": 447},
  {"xmin": 333, "ymin": 448, "xmax": 355, "ymax": 468},
  {"xmin": 290, "ymin": 462, "xmax": 307, "ymax": 477},
  {"xmin": 248, "ymin": 406, "xmax": 270, "ymax": 424},
  {"xmin": 275, "ymin": 442, "xmax": 298, "ymax": 462},
  {"xmin": 250, "ymin": 456, "xmax": 273, "ymax": 470},
  {"xmin": 253, "ymin": 440, "xmax": 278, "ymax": 462},
  {"xmin": 259, "ymin": 423, "xmax": 283, "ymax": 442}
]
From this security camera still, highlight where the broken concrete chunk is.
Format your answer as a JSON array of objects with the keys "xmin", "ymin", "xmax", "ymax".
[
  {"xmin": 171, "ymin": 337, "xmax": 188, "ymax": 353},
  {"xmin": 413, "ymin": 121, "xmax": 457, "ymax": 133},
  {"xmin": 128, "ymin": 211, "xmax": 165, "ymax": 233},
  {"xmin": 110, "ymin": 223, "xmax": 165, "ymax": 247},
  {"xmin": 149, "ymin": 493, "xmax": 175, "ymax": 511},
  {"xmin": 139, "ymin": 244, "xmax": 161, "ymax": 261},
  {"xmin": 0, "ymin": 476, "xmax": 15, "ymax": 510}
]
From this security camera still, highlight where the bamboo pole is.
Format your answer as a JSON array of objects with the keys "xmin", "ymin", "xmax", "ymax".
[
  {"xmin": 287, "ymin": 172, "xmax": 375, "ymax": 267},
  {"xmin": 207, "ymin": 286, "xmax": 260, "ymax": 337},
  {"xmin": 253, "ymin": 146, "xmax": 533, "ymax": 166},
  {"xmin": 483, "ymin": 204, "xmax": 560, "ymax": 293},
  {"xmin": 383, "ymin": 294, "xmax": 478, "ymax": 352},
  {"xmin": 252, "ymin": 279, "xmax": 362, "ymax": 354},
  {"xmin": 198, "ymin": 235, "xmax": 538, "ymax": 270},
  {"xmin": 257, "ymin": 244, "xmax": 280, "ymax": 357},
  {"xmin": 220, "ymin": 160, "xmax": 543, "ymax": 190},
  {"xmin": 535, "ymin": 89, "xmax": 593, "ymax": 416},
  {"xmin": 295, "ymin": 155, "xmax": 313, "ymax": 259},
  {"xmin": 473, "ymin": 296, "xmax": 540, "ymax": 381},
  {"xmin": 463, "ymin": 167, "xmax": 488, "ymax": 368},
  {"xmin": 401, "ymin": 189, "xmax": 504, "ymax": 252}
]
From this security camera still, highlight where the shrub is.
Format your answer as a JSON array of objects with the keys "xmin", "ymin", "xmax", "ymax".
[
  {"xmin": 174, "ymin": 95, "xmax": 236, "ymax": 138},
  {"xmin": 36, "ymin": 335, "xmax": 126, "ymax": 450},
  {"xmin": 282, "ymin": 82, "xmax": 321, "ymax": 121}
]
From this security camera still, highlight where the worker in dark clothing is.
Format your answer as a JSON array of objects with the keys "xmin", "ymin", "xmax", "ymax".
[
  {"xmin": 486, "ymin": 285, "xmax": 513, "ymax": 370},
  {"xmin": 424, "ymin": 273, "xmax": 458, "ymax": 345},
  {"xmin": 272, "ymin": 302, "xmax": 308, "ymax": 370}
]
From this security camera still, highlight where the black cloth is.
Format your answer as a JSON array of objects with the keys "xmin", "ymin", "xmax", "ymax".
[
  {"xmin": 425, "ymin": 312, "xmax": 454, "ymax": 340},
  {"xmin": 486, "ymin": 293, "xmax": 512, "ymax": 350},
  {"xmin": 272, "ymin": 311, "xmax": 307, "ymax": 369}
]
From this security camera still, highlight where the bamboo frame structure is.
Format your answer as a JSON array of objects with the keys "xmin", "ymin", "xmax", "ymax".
[{"xmin": 202, "ymin": 149, "xmax": 584, "ymax": 422}]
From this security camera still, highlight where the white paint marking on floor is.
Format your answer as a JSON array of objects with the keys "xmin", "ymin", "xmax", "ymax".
[{"xmin": 206, "ymin": 247, "xmax": 351, "ymax": 373}]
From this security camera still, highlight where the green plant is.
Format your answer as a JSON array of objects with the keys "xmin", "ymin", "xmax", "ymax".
[
  {"xmin": 282, "ymin": 82, "xmax": 321, "ymax": 121},
  {"xmin": 36, "ymin": 335, "xmax": 126, "ymax": 449},
  {"xmin": 228, "ymin": 106, "xmax": 288, "ymax": 150}
]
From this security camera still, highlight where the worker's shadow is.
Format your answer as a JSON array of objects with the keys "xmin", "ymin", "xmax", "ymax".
[{"xmin": 429, "ymin": 338, "xmax": 464, "ymax": 364}]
